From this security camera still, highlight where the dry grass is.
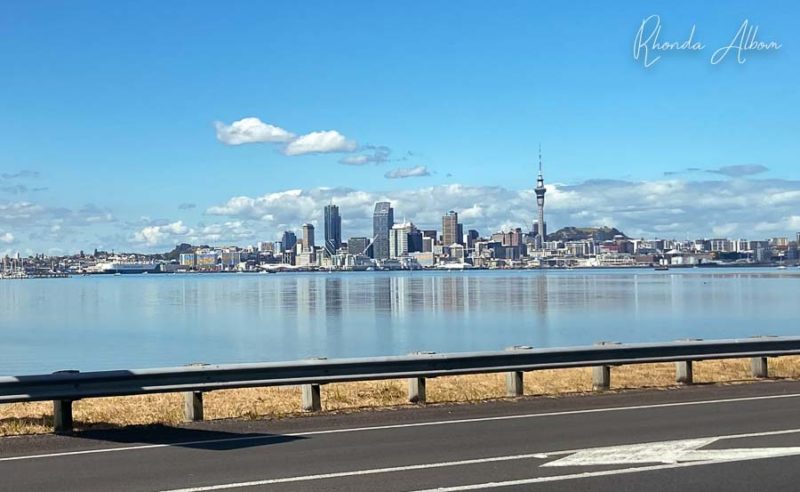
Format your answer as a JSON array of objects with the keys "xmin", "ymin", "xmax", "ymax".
[{"xmin": 3, "ymin": 356, "xmax": 800, "ymax": 437}]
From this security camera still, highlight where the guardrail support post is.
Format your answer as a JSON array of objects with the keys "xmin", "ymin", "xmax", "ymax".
[
  {"xmin": 592, "ymin": 366, "xmax": 611, "ymax": 391},
  {"xmin": 676, "ymin": 361, "xmax": 693, "ymax": 384},
  {"xmin": 301, "ymin": 384, "xmax": 321, "ymax": 411},
  {"xmin": 504, "ymin": 346, "xmax": 532, "ymax": 397},
  {"xmin": 592, "ymin": 341, "xmax": 618, "ymax": 391},
  {"xmin": 408, "ymin": 377, "xmax": 426, "ymax": 403},
  {"xmin": 751, "ymin": 357, "xmax": 769, "ymax": 378},
  {"xmin": 53, "ymin": 400, "xmax": 73, "ymax": 434},
  {"xmin": 183, "ymin": 391, "xmax": 204, "ymax": 421},
  {"xmin": 506, "ymin": 371, "xmax": 524, "ymax": 397}
]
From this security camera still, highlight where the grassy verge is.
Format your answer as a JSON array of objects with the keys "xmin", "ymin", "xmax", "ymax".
[{"xmin": 3, "ymin": 356, "xmax": 800, "ymax": 437}]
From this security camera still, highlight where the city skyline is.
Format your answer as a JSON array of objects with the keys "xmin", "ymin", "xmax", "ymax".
[{"xmin": 1, "ymin": 2, "xmax": 798, "ymax": 254}]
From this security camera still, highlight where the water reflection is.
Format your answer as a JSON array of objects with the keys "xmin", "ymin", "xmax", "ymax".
[{"xmin": 1, "ymin": 269, "xmax": 800, "ymax": 374}]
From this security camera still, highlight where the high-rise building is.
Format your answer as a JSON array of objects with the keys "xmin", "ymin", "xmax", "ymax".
[
  {"xmin": 373, "ymin": 202, "xmax": 394, "ymax": 260},
  {"xmin": 442, "ymin": 210, "xmax": 461, "ymax": 246},
  {"xmin": 389, "ymin": 222, "xmax": 418, "ymax": 258},
  {"xmin": 301, "ymin": 223, "xmax": 315, "ymax": 252},
  {"xmin": 534, "ymin": 145, "xmax": 547, "ymax": 249},
  {"xmin": 324, "ymin": 204, "xmax": 342, "ymax": 257},
  {"xmin": 281, "ymin": 231, "xmax": 297, "ymax": 252}
]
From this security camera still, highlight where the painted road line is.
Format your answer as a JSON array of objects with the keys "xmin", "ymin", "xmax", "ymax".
[
  {"xmin": 156, "ymin": 427, "xmax": 800, "ymax": 492},
  {"xmin": 3, "ymin": 391, "xmax": 800, "ymax": 462},
  {"xmin": 158, "ymin": 452, "xmax": 551, "ymax": 492},
  {"xmin": 543, "ymin": 438, "xmax": 800, "ymax": 466},
  {"xmin": 407, "ymin": 452, "xmax": 800, "ymax": 492}
]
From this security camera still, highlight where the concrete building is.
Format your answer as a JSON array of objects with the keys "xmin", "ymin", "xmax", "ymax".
[
  {"xmin": 373, "ymin": 202, "xmax": 394, "ymax": 260},
  {"xmin": 324, "ymin": 204, "xmax": 342, "ymax": 257},
  {"xmin": 442, "ymin": 210, "xmax": 461, "ymax": 246},
  {"xmin": 301, "ymin": 224, "xmax": 315, "ymax": 252}
]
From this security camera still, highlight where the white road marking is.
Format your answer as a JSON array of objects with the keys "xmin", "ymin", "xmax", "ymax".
[
  {"xmin": 2, "ymin": 391, "xmax": 800, "ymax": 463},
  {"xmin": 156, "ymin": 427, "xmax": 800, "ymax": 492},
  {"xmin": 543, "ymin": 438, "xmax": 800, "ymax": 467},
  {"xmin": 407, "ymin": 455, "xmax": 800, "ymax": 492},
  {"xmin": 158, "ymin": 452, "xmax": 550, "ymax": 492}
]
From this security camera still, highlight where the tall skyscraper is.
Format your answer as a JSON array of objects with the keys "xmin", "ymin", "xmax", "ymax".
[
  {"xmin": 372, "ymin": 202, "xmax": 394, "ymax": 260},
  {"xmin": 301, "ymin": 223, "xmax": 315, "ymax": 252},
  {"xmin": 324, "ymin": 204, "xmax": 342, "ymax": 257},
  {"xmin": 535, "ymin": 145, "xmax": 547, "ymax": 249},
  {"xmin": 442, "ymin": 210, "xmax": 461, "ymax": 246},
  {"xmin": 281, "ymin": 231, "xmax": 297, "ymax": 252}
]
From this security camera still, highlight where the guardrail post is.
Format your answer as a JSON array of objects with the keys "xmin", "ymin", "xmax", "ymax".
[
  {"xmin": 506, "ymin": 372, "xmax": 524, "ymax": 397},
  {"xmin": 592, "ymin": 342, "xmax": 618, "ymax": 391},
  {"xmin": 182, "ymin": 363, "xmax": 208, "ymax": 421},
  {"xmin": 51, "ymin": 370, "xmax": 78, "ymax": 433},
  {"xmin": 751, "ymin": 357, "xmax": 769, "ymax": 378},
  {"xmin": 301, "ymin": 384, "xmax": 321, "ymax": 411},
  {"xmin": 53, "ymin": 400, "xmax": 73, "ymax": 434},
  {"xmin": 592, "ymin": 366, "xmax": 611, "ymax": 391},
  {"xmin": 505, "ymin": 346, "xmax": 532, "ymax": 397},
  {"xmin": 676, "ymin": 361, "xmax": 693, "ymax": 384},
  {"xmin": 183, "ymin": 391, "xmax": 204, "ymax": 421},
  {"xmin": 408, "ymin": 377, "xmax": 426, "ymax": 403}
]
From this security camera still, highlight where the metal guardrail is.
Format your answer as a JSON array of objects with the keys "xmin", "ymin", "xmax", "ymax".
[{"xmin": 2, "ymin": 336, "xmax": 799, "ymax": 433}]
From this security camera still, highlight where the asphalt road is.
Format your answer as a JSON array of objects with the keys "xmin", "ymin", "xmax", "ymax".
[{"xmin": 4, "ymin": 381, "xmax": 800, "ymax": 491}]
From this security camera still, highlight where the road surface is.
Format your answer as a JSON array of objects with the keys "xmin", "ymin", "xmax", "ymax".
[{"xmin": 3, "ymin": 381, "xmax": 800, "ymax": 491}]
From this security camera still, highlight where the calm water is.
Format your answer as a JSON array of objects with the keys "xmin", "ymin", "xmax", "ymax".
[{"xmin": 1, "ymin": 268, "xmax": 799, "ymax": 375}]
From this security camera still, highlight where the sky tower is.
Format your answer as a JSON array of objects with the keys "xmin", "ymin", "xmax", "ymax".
[{"xmin": 535, "ymin": 145, "xmax": 547, "ymax": 249}]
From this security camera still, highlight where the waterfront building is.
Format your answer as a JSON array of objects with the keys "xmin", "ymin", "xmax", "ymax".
[
  {"xmin": 301, "ymin": 223, "xmax": 315, "ymax": 252},
  {"xmin": 442, "ymin": 211, "xmax": 462, "ymax": 246},
  {"xmin": 534, "ymin": 145, "xmax": 547, "ymax": 249},
  {"xmin": 179, "ymin": 253, "xmax": 196, "ymax": 268},
  {"xmin": 324, "ymin": 204, "xmax": 342, "ymax": 257},
  {"xmin": 373, "ymin": 202, "xmax": 394, "ymax": 260},
  {"xmin": 219, "ymin": 249, "xmax": 242, "ymax": 268}
]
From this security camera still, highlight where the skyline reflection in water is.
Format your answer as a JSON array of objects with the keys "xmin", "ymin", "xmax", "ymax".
[{"xmin": 1, "ymin": 268, "xmax": 798, "ymax": 375}]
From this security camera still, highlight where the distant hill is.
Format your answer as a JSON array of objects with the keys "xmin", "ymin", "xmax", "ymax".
[
  {"xmin": 546, "ymin": 226, "xmax": 627, "ymax": 242},
  {"xmin": 163, "ymin": 243, "xmax": 206, "ymax": 261}
]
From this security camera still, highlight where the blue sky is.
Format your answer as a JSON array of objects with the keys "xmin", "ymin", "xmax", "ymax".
[{"xmin": 0, "ymin": 1, "xmax": 798, "ymax": 253}]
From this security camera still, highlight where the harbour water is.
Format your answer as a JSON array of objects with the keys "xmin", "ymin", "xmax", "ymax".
[{"xmin": 1, "ymin": 268, "xmax": 799, "ymax": 375}]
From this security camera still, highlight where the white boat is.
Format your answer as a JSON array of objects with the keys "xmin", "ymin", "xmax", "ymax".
[{"xmin": 94, "ymin": 261, "xmax": 160, "ymax": 274}]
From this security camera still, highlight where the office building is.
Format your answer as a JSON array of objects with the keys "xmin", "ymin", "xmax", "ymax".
[
  {"xmin": 442, "ymin": 210, "xmax": 462, "ymax": 246},
  {"xmin": 373, "ymin": 202, "xmax": 394, "ymax": 260},
  {"xmin": 281, "ymin": 231, "xmax": 297, "ymax": 252},
  {"xmin": 324, "ymin": 204, "xmax": 342, "ymax": 257},
  {"xmin": 301, "ymin": 224, "xmax": 315, "ymax": 252}
]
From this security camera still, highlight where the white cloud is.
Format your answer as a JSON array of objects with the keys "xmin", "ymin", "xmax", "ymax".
[
  {"xmin": 215, "ymin": 117, "xmax": 295, "ymax": 145},
  {"xmin": 340, "ymin": 146, "xmax": 391, "ymax": 165},
  {"xmin": 283, "ymin": 130, "xmax": 357, "ymax": 156},
  {"xmin": 385, "ymin": 166, "xmax": 431, "ymax": 179},
  {"xmin": 339, "ymin": 155, "xmax": 371, "ymax": 166},
  {"xmin": 132, "ymin": 221, "xmax": 192, "ymax": 247},
  {"xmin": 204, "ymin": 178, "xmax": 800, "ymax": 241},
  {"xmin": 0, "ymin": 232, "xmax": 14, "ymax": 244}
]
